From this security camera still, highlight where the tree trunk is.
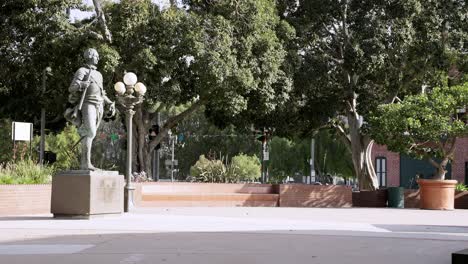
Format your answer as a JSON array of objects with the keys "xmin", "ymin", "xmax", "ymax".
[
  {"xmin": 144, "ymin": 100, "xmax": 205, "ymax": 179},
  {"xmin": 347, "ymin": 106, "xmax": 379, "ymax": 191},
  {"xmin": 92, "ymin": 0, "xmax": 112, "ymax": 43},
  {"xmin": 134, "ymin": 105, "xmax": 149, "ymax": 173},
  {"xmin": 429, "ymin": 157, "xmax": 448, "ymax": 180}
]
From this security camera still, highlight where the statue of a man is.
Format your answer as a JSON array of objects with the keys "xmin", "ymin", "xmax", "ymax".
[{"xmin": 65, "ymin": 48, "xmax": 115, "ymax": 170}]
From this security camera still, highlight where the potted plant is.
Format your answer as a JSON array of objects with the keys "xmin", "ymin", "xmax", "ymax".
[{"xmin": 369, "ymin": 83, "xmax": 468, "ymax": 210}]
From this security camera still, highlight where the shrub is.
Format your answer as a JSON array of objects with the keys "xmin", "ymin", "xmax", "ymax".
[
  {"xmin": 189, "ymin": 154, "xmax": 260, "ymax": 183},
  {"xmin": 189, "ymin": 155, "xmax": 227, "ymax": 183},
  {"xmin": 456, "ymin": 184, "xmax": 468, "ymax": 192},
  {"xmin": 0, "ymin": 160, "xmax": 54, "ymax": 184},
  {"xmin": 32, "ymin": 124, "xmax": 81, "ymax": 170},
  {"xmin": 229, "ymin": 154, "xmax": 261, "ymax": 182}
]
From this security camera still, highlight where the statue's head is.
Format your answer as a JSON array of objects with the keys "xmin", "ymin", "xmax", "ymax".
[{"xmin": 83, "ymin": 48, "xmax": 99, "ymax": 66}]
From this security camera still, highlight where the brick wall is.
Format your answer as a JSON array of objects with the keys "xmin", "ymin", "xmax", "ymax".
[
  {"xmin": 0, "ymin": 185, "xmax": 51, "ymax": 216},
  {"xmin": 453, "ymin": 137, "xmax": 468, "ymax": 184},
  {"xmin": 279, "ymin": 184, "xmax": 352, "ymax": 207},
  {"xmin": 372, "ymin": 144, "xmax": 400, "ymax": 187},
  {"xmin": 136, "ymin": 182, "xmax": 279, "ymax": 207}
]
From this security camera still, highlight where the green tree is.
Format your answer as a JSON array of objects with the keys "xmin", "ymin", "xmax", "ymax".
[
  {"xmin": 273, "ymin": 0, "xmax": 466, "ymax": 190},
  {"xmin": 103, "ymin": 0, "xmax": 294, "ymax": 176},
  {"xmin": 171, "ymin": 107, "xmax": 260, "ymax": 178},
  {"xmin": 230, "ymin": 154, "xmax": 261, "ymax": 182},
  {"xmin": 369, "ymin": 83, "xmax": 468, "ymax": 180}
]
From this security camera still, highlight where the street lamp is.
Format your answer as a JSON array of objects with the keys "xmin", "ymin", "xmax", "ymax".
[{"xmin": 114, "ymin": 72, "xmax": 146, "ymax": 212}]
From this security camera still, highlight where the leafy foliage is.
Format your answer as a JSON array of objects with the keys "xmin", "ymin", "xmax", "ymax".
[
  {"xmin": 368, "ymin": 83, "xmax": 468, "ymax": 179},
  {"xmin": 189, "ymin": 155, "xmax": 227, "ymax": 183},
  {"xmin": 0, "ymin": 160, "xmax": 54, "ymax": 184},
  {"xmin": 189, "ymin": 154, "xmax": 261, "ymax": 183},
  {"xmin": 229, "ymin": 154, "xmax": 261, "ymax": 182},
  {"xmin": 32, "ymin": 124, "xmax": 81, "ymax": 170},
  {"xmin": 0, "ymin": 119, "xmax": 13, "ymax": 163},
  {"xmin": 456, "ymin": 184, "xmax": 468, "ymax": 192}
]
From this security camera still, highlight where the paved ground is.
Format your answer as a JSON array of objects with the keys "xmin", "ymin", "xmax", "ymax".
[{"xmin": 0, "ymin": 207, "xmax": 467, "ymax": 264}]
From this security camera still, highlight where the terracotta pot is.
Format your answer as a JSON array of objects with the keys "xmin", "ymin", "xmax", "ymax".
[{"xmin": 417, "ymin": 179, "xmax": 457, "ymax": 210}]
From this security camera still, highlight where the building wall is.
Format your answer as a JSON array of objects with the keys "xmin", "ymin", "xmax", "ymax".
[
  {"xmin": 371, "ymin": 144, "xmax": 400, "ymax": 187},
  {"xmin": 453, "ymin": 137, "xmax": 468, "ymax": 184},
  {"xmin": 372, "ymin": 137, "xmax": 468, "ymax": 187}
]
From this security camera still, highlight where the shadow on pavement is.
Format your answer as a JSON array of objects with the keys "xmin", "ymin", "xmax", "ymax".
[
  {"xmin": 0, "ymin": 231, "xmax": 467, "ymax": 264},
  {"xmin": 374, "ymin": 224, "xmax": 468, "ymax": 234}
]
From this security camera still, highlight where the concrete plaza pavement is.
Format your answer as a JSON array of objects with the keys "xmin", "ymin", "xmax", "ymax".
[{"xmin": 0, "ymin": 207, "xmax": 467, "ymax": 264}]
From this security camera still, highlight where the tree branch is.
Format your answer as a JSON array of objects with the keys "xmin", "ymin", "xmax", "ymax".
[
  {"xmin": 92, "ymin": 0, "xmax": 112, "ymax": 43},
  {"xmin": 332, "ymin": 122, "xmax": 352, "ymax": 151},
  {"xmin": 148, "ymin": 99, "xmax": 205, "ymax": 152}
]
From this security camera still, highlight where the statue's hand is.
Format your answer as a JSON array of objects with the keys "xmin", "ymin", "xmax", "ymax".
[{"xmin": 108, "ymin": 102, "xmax": 116, "ymax": 116}]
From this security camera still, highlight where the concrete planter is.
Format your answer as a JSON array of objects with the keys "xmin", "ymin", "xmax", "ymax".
[
  {"xmin": 417, "ymin": 179, "xmax": 457, "ymax": 210},
  {"xmin": 455, "ymin": 191, "xmax": 468, "ymax": 209}
]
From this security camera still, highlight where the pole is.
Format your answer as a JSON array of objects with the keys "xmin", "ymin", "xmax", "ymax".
[
  {"xmin": 124, "ymin": 108, "xmax": 135, "ymax": 212},
  {"xmin": 310, "ymin": 137, "xmax": 316, "ymax": 183},
  {"xmin": 39, "ymin": 68, "xmax": 47, "ymax": 165},
  {"xmin": 262, "ymin": 137, "xmax": 266, "ymax": 183},
  {"xmin": 155, "ymin": 112, "xmax": 160, "ymax": 181},
  {"xmin": 171, "ymin": 135, "xmax": 175, "ymax": 182},
  {"xmin": 39, "ymin": 109, "xmax": 45, "ymax": 165}
]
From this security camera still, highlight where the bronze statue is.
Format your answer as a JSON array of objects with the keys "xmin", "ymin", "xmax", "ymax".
[{"xmin": 65, "ymin": 48, "xmax": 115, "ymax": 170}]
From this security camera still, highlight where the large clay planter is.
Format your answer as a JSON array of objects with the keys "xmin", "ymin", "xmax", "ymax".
[{"xmin": 418, "ymin": 179, "xmax": 457, "ymax": 210}]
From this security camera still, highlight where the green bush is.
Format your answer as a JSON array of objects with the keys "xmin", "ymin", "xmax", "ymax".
[
  {"xmin": 456, "ymin": 184, "xmax": 468, "ymax": 192},
  {"xmin": 33, "ymin": 124, "xmax": 81, "ymax": 170},
  {"xmin": 229, "ymin": 154, "xmax": 261, "ymax": 182},
  {"xmin": 189, "ymin": 155, "xmax": 227, "ymax": 183},
  {"xmin": 189, "ymin": 154, "xmax": 260, "ymax": 183},
  {"xmin": 0, "ymin": 160, "xmax": 54, "ymax": 184}
]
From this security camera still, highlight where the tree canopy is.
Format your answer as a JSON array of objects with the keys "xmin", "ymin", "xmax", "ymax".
[{"xmin": 369, "ymin": 83, "xmax": 468, "ymax": 180}]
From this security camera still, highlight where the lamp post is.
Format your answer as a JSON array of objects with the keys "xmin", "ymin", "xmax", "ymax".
[
  {"xmin": 114, "ymin": 72, "xmax": 146, "ymax": 212},
  {"xmin": 167, "ymin": 129, "xmax": 176, "ymax": 182}
]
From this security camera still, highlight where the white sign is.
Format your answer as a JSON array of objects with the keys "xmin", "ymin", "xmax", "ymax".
[
  {"xmin": 12, "ymin": 122, "xmax": 33, "ymax": 141},
  {"xmin": 263, "ymin": 152, "xmax": 269, "ymax": 161}
]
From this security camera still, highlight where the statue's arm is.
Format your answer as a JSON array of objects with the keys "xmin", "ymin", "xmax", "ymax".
[{"xmin": 69, "ymin": 68, "xmax": 89, "ymax": 93}]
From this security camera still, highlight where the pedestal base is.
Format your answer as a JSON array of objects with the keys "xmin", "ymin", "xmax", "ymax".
[{"xmin": 51, "ymin": 170, "xmax": 124, "ymax": 218}]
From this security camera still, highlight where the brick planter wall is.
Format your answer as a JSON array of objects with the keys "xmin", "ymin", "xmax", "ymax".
[
  {"xmin": 0, "ymin": 185, "xmax": 51, "ymax": 216},
  {"xmin": 455, "ymin": 191, "xmax": 468, "ymax": 209},
  {"xmin": 136, "ymin": 182, "xmax": 279, "ymax": 207},
  {"xmin": 352, "ymin": 189, "xmax": 388, "ymax": 207},
  {"xmin": 279, "ymin": 184, "xmax": 352, "ymax": 207}
]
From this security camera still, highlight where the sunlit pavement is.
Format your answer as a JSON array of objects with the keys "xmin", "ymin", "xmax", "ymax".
[{"xmin": 0, "ymin": 207, "xmax": 467, "ymax": 264}]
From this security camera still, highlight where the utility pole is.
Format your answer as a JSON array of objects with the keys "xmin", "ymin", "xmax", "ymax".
[
  {"xmin": 310, "ymin": 137, "xmax": 316, "ymax": 183},
  {"xmin": 171, "ymin": 134, "xmax": 175, "ymax": 182},
  {"xmin": 39, "ymin": 67, "xmax": 51, "ymax": 165}
]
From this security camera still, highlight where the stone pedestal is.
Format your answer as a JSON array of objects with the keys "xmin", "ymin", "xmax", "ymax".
[{"xmin": 51, "ymin": 170, "xmax": 124, "ymax": 218}]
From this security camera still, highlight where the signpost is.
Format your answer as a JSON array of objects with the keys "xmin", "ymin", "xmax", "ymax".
[{"xmin": 11, "ymin": 122, "xmax": 33, "ymax": 158}]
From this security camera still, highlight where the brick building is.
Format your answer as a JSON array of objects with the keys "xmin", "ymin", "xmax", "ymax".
[{"xmin": 371, "ymin": 137, "xmax": 468, "ymax": 188}]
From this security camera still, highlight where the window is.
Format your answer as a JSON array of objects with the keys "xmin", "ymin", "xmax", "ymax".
[
  {"xmin": 375, "ymin": 157, "xmax": 387, "ymax": 187},
  {"xmin": 465, "ymin": 162, "xmax": 468, "ymax": 185}
]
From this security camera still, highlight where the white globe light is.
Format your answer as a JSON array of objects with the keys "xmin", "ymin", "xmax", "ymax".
[
  {"xmin": 123, "ymin": 72, "xmax": 138, "ymax": 86},
  {"xmin": 134, "ymin": 82, "xmax": 147, "ymax": 95},
  {"xmin": 114, "ymin": 82, "xmax": 126, "ymax": 95}
]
